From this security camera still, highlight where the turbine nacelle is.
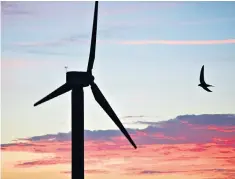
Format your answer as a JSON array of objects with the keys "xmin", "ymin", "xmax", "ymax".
[
  {"xmin": 34, "ymin": 1, "xmax": 137, "ymax": 158},
  {"xmin": 66, "ymin": 71, "xmax": 94, "ymax": 87}
]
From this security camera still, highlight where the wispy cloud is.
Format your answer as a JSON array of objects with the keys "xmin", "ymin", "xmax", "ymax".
[
  {"xmin": 179, "ymin": 17, "xmax": 235, "ymax": 25},
  {"xmin": 10, "ymin": 34, "xmax": 89, "ymax": 47},
  {"xmin": 121, "ymin": 115, "xmax": 159, "ymax": 119},
  {"xmin": 16, "ymin": 157, "xmax": 70, "ymax": 168},
  {"xmin": 10, "ymin": 38, "xmax": 235, "ymax": 50},
  {"xmin": 102, "ymin": 2, "xmax": 179, "ymax": 16},
  {"xmin": 61, "ymin": 169, "xmax": 109, "ymax": 175},
  {"xmin": 118, "ymin": 39, "xmax": 235, "ymax": 45},
  {"xmin": 1, "ymin": 2, "xmax": 32, "ymax": 16},
  {"xmin": 1, "ymin": 59, "xmax": 66, "ymax": 69},
  {"xmin": 1, "ymin": 59, "xmax": 46, "ymax": 68},
  {"xmin": 135, "ymin": 169, "xmax": 235, "ymax": 176}
]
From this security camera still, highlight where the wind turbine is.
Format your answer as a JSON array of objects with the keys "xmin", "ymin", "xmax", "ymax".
[{"xmin": 34, "ymin": 1, "xmax": 137, "ymax": 179}]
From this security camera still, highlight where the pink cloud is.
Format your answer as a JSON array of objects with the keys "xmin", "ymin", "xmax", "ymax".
[
  {"xmin": 118, "ymin": 39, "xmax": 235, "ymax": 45},
  {"xmin": 151, "ymin": 132, "xmax": 186, "ymax": 140},
  {"xmin": 1, "ymin": 58, "xmax": 66, "ymax": 69},
  {"xmin": 207, "ymin": 126, "xmax": 235, "ymax": 133},
  {"xmin": 10, "ymin": 39, "xmax": 235, "ymax": 49},
  {"xmin": 16, "ymin": 156, "xmax": 70, "ymax": 168},
  {"xmin": 1, "ymin": 59, "xmax": 44, "ymax": 68},
  {"xmin": 1, "ymin": 114, "xmax": 235, "ymax": 178},
  {"xmin": 2, "ymin": 141, "xmax": 235, "ymax": 178}
]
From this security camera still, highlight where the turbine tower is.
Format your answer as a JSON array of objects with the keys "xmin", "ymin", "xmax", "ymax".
[{"xmin": 34, "ymin": 1, "xmax": 137, "ymax": 179}]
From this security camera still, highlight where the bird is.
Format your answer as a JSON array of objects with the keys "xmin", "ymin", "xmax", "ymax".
[
  {"xmin": 198, "ymin": 65, "xmax": 214, "ymax": 92},
  {"xmin": 33, "ymin": 2, "xmax": 137, "ymax": 179}
]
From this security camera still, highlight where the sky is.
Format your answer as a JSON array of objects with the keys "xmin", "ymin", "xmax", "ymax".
[
  {"xmin": 1, "ymin": 114, "xmax": 235, "ymax": 179},
  {"xmin": 1, "ymin": 1, "xmax": 235, "ymax": 179}
]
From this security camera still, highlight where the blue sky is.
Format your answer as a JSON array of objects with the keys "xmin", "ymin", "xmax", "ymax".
[{"xmin": 1, "ymin": 1, "xmax": 235, "ymax": 143}]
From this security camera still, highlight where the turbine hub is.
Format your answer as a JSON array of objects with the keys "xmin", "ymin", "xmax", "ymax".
[{"xmin": 66, "ymin": 71, "xmax": 94, "ymax": 87}]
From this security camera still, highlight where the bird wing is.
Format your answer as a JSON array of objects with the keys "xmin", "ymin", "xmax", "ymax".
[
  {"xmin": 200, "ymin": 65, "xmax": 206, "ymax": 84},
  {"xmin": 202, "ymin": 86, "xmax": 212, "ymax": 92}
]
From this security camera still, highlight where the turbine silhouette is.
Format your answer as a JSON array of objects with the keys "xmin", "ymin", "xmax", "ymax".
[{"xmin": 34, "ymin": 1, "xmax": 137, "ymax": 178}]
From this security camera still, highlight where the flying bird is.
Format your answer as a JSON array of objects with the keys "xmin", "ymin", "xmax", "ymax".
[{"xmin": 198, "ymin": 65, "xmax": 214, "ymax": 92}]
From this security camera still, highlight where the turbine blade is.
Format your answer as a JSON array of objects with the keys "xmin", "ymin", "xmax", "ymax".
[
  {"xmin": 34, "ymin": 83, "xmax": 71, "ymax": 106},
  {"xmin": 87, "ymin": 1, "xmax": 98, "ymax": 74},
  {"xmin": 90, "ymin": 82, "xmax": 137, "ymax": 149}
]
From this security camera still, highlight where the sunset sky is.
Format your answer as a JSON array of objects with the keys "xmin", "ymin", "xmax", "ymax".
[{"xmin": 1, "ymin": 1, "xmax": 235, "ymax": 179}]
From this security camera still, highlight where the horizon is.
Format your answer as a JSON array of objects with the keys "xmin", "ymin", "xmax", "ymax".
[
  {"xmin": 2, "ymin": 114, "xmax": 235, "ymax": 179},
  {"xmin": 1, "ymin": 113, "xmax": 235, "ymax": 145},
  {"xmin": 1, "ymin": 1, "xmax": 235, "ymax": 179}
]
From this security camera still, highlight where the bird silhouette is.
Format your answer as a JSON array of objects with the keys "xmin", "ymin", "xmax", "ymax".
[{"xmin": 198, "ymin": 65, "xmax": 214, "ymax": 92}]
